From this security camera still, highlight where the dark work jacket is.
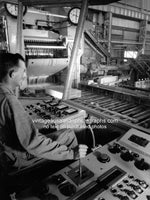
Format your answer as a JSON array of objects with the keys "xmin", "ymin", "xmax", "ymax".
[{"xmin": 0, "ymin": 84, "xmax": 77, "ymax": 173}]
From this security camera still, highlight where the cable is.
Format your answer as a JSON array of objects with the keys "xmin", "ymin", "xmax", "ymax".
[
  {"xmin": 87, "ymin": 124, "xmax": 96, "ymax": 149},
  {"xmin": 85, "ymin": 115, "xmax": 102, "ymax": 151}
]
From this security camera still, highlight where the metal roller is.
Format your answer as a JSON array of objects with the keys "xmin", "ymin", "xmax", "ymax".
[
  {"xmin": 99, "ymin": 100, "xmax": 119, "ymax": 107},
  {"xmin": 96, "ymin": 99, "xmax": 113, "ymax": 106},
  {"xmin": 111, "ymin": 104, "xmax": 136, "ymax": 113},
  {"xmin": 135, "ymin": 113, "xmax": 150, "ymax": 123},
  {"xmin": 81, "ymin": 94, "xmax": 101, "ymax": 100},
  {"xmin": 132, "ymin": 110, "xmax": 150, "ymax": 118},
  {"xmin": 102, "ymin": 100, "xmax": 122, "ymax": 108},
  {"xmin": 87, "ymin": 97, "xmax": 109, "ymax": 104},
  {"xmin": 108, "ymin": 102, "xmax": 128, "ymax": 110},
  {"xmin": 128, "ymin": 108, "xmax": 144, "ymax": 117},
  {"xmin": 88, "ymin": 96, "xmax": 109, "ymax": 102},
  {"xmin": 137, "ymin": 118, "xmax": 150, "ymax": 128},
  {"xmin": 120, "ymin": 106, "xmax": 139, "ymax": 114}
]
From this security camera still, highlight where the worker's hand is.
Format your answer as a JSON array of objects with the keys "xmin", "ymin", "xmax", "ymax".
[
  {"xmin": 73, "ymin": 144, "xmax": 88, "ymax": 160},
  {"xmin": 79, "ymin": 144, "xmax": 88, "ymax": 158},
  {"xmin": 52, "ymin": 145, "xmax": 74, "ymax": 160},
  {"xmin": 49, "ymin": 129, "xmax": 78, "ymax": 149}
]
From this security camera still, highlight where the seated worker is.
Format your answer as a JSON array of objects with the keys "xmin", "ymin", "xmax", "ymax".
[{"xmin": 0, "ymin": 52, "xmax": 88, "ymax": 177}]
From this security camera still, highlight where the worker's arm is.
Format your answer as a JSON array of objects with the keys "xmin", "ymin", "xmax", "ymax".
[{"xmin": 5, "ymin": 95, "xmax": 75, "ymax": 161}]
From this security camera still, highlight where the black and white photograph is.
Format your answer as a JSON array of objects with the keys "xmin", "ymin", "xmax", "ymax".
[{"xmin": 0, "ymin": 0, "xmax": 150, "ymax": 199}]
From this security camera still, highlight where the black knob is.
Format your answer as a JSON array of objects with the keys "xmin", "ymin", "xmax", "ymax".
[
  {"xmin": 134, "ymin": 158, "xmax": 149, "ymax": 170},
  {"xmin": 108, "ymin": 143, "xmax": 121, "ymax": 154},
  {"xmin": 134, "ymin": 179, "xmax": 149, "ymax": 189},
  {"xmin": 113, "ymin": 194, "xmax": 130, "ymax": 200},
  {"xmin": 120, "ymin": 151, "xmax": 133, "ymax": 162},
  {"xmin": 110, "ymin": 188, "xmax": 117, "ymax": 193},
  {"xmin": 117, "ymin": 184, "xmax": 123, "ymax": 188},
  {"xmin": 123, "ymin": 179, "xmax": 129, "ymax": 184},
  {"xmin": 121, "ymin": 189, "xmax": 137, "ymax": 199},
  {"xmin": 127, "ymin": 184, "xmax": 143, "ymax": 194},
  {"xmin": 56, "ymin": 111, "xmax": 62, "ymax": 117},
  {"xmin": 128, "ymin": 175, "xmax": 134, "ymax": 179},
  {"xmin": 58, "ymin": 182, "xmax": 76, "ymax": 196},
  {"xmin": 94, "ymin": 151, "xmax": 110, "ymax": 163}
]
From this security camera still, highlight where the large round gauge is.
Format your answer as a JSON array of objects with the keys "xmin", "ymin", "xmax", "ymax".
[
  {"xmin": 4, "ymin": 3, "xmax": 27, "ymax": 18},
  {"xmin": 68, "ymin": 7, "xmax": 81, "ymax": 25}
]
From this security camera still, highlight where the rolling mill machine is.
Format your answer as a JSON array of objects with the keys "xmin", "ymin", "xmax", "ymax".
[{"xmin": 66, "ymin": 82, "xmax": 150, "ymax": 135}]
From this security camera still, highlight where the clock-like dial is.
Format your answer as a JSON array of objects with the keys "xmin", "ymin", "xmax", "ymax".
[
  {"xmin": 68, "ymin": 7, "xmax": 81, "ymax": 25},
  {"xmin": 5, "ymin": 3, "xmax": 27, "ymax": 18}
]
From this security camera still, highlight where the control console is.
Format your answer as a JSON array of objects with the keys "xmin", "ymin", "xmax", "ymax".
[
  {"xmin": 16, "ymin": 128, "xmax": 150, "ymax": 200},
  {"xmin": 20, "ymin": 96, "xmax": 86, "ymax": 132}
]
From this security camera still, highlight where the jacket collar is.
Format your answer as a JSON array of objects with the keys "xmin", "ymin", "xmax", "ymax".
[{"xmin": 0, "ymin": 83, "xmax": 15, "ymax": 95}]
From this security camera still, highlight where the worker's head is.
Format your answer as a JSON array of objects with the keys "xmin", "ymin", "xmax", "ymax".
[{"xmin": 0, "ymin": 52, "xmax": 26, "ymax": 89}]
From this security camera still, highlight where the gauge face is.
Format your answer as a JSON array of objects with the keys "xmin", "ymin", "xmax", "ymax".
[
  {"xmin": 5, "ymin": 3, "xmax": 27, "ymax": 18},
  {"xmin": 68, "ymin": 7, "xmax": 80, "ymax": 25}
]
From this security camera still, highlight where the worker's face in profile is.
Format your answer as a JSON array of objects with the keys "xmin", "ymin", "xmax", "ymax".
[{"xmin": 12, "ymin": 60, "xmax": 27, "ymax": 88}]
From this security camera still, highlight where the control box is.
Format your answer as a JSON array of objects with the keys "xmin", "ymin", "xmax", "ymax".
[{"xmin": 16, "ymin": 128, "xmax": 150, "ymax": 200}]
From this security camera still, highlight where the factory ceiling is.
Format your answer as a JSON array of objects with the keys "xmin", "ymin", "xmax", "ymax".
[{"xmin": 0, "ymin": 0, "xmax": 121, "ymax": 7}]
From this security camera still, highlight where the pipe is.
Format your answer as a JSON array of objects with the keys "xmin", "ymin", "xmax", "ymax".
[{"xmin": 63, "ymin": 0, "xmax": 88, "ymax": 100}]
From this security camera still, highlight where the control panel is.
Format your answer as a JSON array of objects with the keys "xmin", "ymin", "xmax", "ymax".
[
  {"xmin": 118, "ymin": 128, "xmax": 150, "ymax": 158},
  {"xmin": 16, "ymin": 128, "xmax": 150, "ymax": 200},
  {"xmin": 20, "ymin": 96, "xmax": 86, "ymax": 132}
]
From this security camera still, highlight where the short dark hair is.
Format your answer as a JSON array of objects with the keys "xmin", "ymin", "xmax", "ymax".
[{"xmin": 0, "ymin": 52, "xmax": 25, "ymax": 81}]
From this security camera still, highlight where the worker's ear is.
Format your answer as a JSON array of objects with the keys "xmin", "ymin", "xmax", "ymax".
[{"xmin": 9, "ymin": 70, "xmax": 15, "ymax": 79}]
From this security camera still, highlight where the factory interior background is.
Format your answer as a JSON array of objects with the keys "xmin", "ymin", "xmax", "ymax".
[{"xmin": 0, "ymin": 0, "xmax": 150, "ymax": 199}]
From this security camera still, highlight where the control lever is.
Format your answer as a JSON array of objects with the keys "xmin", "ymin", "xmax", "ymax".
[{"xmin": 78, "ymin": 144, "xmax": 88, "ymax": 180}]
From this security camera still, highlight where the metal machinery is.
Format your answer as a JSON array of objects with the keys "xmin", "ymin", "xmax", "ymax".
[
  {"xmin": 17, "ymin": 8, "xmax": 86, "ymax": 132},
  {"xmin": 66, "ymin": 83, "xmax": 150, "ymax": 134},
  {"xmin": 2, "ymin": 6, "xmax": 86, "ymax": 130},
  {"xmin": 0, "ymin": 15, "xmax": 9, "ymax": 52},
  {"xmin": 1, "ymin": 1, "xmax": 150, "ymax": 199},
  {"xmin": 4, "ymin": 6, "xmax": 83, "ymax": 97},
  {"xmin": 14, "ymin": 128, "xmax": 150, "ymax": 200},
  {"xmin": 23, "ymin": 8, "xmax": 69, "ymax": 82}
]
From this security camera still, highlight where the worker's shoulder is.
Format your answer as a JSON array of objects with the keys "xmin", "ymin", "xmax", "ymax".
[{"xmin": 2, "ymin": 92, "xmax": 22, "ymax": 109}]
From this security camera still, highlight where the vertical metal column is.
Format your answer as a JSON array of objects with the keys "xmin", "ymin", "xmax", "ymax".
[
  {"xmin": 108, "ymin": 12, "xmax": 112, "ymax": 54},
  {"xmin": 16, "ymin": 1, "xmax": 23, "ymax": 54},
  {"xmin": 63, "ymin": 0, "xmax": 88, "ymax": 100},
  {"xmin": 141, "ymin": 0, "xmax": 144, "ymax": 12},
  {"xmin": 142, "ymin": 20, "xmax": 147, "ymax": 54},
  {"xmin": 15, "ymin": 1, "xmax": 23, "ymax": 98}
]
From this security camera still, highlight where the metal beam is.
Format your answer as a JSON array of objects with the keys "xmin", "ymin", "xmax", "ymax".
[
  {"xmin": 0, "ymin": 0, "xmax": 121, "ymax": 8},
  {"xmin": 63, "ymin": 0, "xmax": 88, "ymax": 100},
  {"xmin": 20, "ymin": 0, "xmax": 82, "ymax": 6},
  {"xmin": 15, "ymin": 0, "xmax": 23, "ymax": 98},
  {"xmin": 16, "ymin": 0, "xmax": 23, "ymax": 54},
  {"xmin": 90, "ymin": 4, "xmax": 149, "ymax": 21},
  {"xmin": 0, "ymin": 0, "xmax": 18, "ymax": 3},
  {"xmin": 0, "ymin": 0, "xmax": 120, "ymax": 6}
]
